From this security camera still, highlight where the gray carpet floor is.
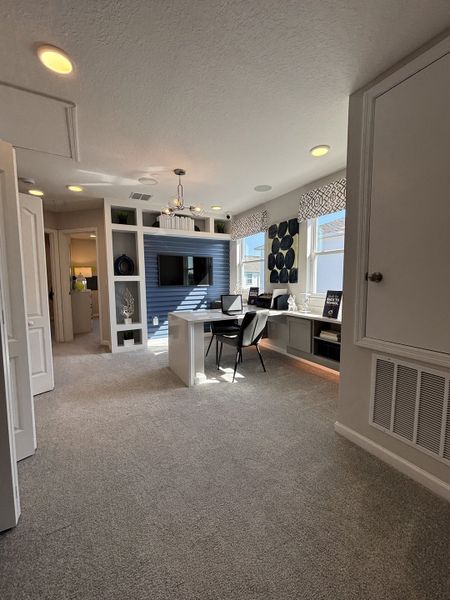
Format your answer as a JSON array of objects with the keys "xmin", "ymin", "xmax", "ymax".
[{"xmin": 1, "ymin": 328, "xmax": 449, "ymax": 600}]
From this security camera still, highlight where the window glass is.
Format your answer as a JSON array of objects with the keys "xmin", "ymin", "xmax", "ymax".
[
  {"xmin": 308, "ymin": 210, "xmax": 345, "ymax": 294},
  {"xmin": 242, "ymin": 232, "xmax": 265, "ymax": 261},
  {"xmin": 315, "ymin": 252, "xmax": 344, "ymax": 294},
  {"xmin": 315, "ymin": 210, "xmax": 345, "ymax": 252},
  {"xmin": 239, "ymin": 231, "xmax": 265, "ymax": 292}
]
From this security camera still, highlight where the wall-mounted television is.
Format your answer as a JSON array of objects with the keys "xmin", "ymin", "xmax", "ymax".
[{"xmin": 158, "ymin": 255, "xmax": 213, "ymax": 286}]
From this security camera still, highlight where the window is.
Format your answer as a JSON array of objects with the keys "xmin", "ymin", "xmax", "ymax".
[
  {"xmin": 238, "ymin": 231, "xmax": 265, "ymax": 293},
  {"xmin": 307, "ymin": 210, "xmax": 345, "ymax": 294}
]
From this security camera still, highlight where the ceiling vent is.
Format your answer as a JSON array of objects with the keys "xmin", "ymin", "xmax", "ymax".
[
  {"xmin": 370, "ymin": 355, "xmax": 450, "ymax": 464},
  {"xmin": 129, "ymin": 192, "xmax": 152, "ymax": 201}
]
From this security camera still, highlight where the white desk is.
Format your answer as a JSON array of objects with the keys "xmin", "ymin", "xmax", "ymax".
[
  {"xmin": 168, "ymin": 308, "xmax": 341, "ymax": 386},
  {"xmin": 168, "ymin": 310, "xmax": 242, "ymax": 386}
]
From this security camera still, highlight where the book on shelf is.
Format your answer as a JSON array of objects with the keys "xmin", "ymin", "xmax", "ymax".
[
  {"xmin": 158, "ymin": 214, "xmax": 194, "ymax": 231},
  {"xmin": 319, "ymin": 330, "xmax": 341, "ymax": 341}
]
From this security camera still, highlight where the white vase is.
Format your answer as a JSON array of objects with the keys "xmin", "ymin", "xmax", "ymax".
[{"xmin": 124, "ymin": 317, "xmax": 132, "ymax": 325}]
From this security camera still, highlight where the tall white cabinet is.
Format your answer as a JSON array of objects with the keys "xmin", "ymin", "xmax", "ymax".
[
  {"xmin": 354, "ymin": 38, "xmax": 450, "ymax": 368},
  {"xmin": 338, "ymin": 34, "xmax": 450, "ymax": 500}
]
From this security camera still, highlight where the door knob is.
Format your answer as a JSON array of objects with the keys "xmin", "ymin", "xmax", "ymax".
[
  {"xmin": 366, "ymin": 272, "xmax": 383, "ymax": 282},
  {"xmin": 28, "ymin": 320, "xmax": 34, "ymax": 326}
]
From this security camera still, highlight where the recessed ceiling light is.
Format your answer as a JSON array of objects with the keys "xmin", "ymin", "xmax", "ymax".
[
  {"xmin": 310, "ymin": 145, "xmax": 330, "ymax": 157},
  {"xmin": 254, "ymin": 185, "xmax": 272, "ymax": 192},
  {"xmin": 66, "ymin": 185, "xmax": 84, "ymax": 192},
  {"xmin": 211, "ymin": 205, "xmax": 222, "ymax": 211},
  {"xmin": 37, "ymin": 45, "xmax": 73, "ymax": 75},
  {"xmin": 138, "ymin": 176, "xmax": 158, "ymax": 185},
  {"xmin": 89, "ymin": 234, "xmax": 96, "ymax": 238},
  {"xmin": 28, "ymin": 189, "xmax": 44, "ymax": 197}
]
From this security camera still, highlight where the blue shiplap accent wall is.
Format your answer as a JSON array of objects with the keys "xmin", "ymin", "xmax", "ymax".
[{"xmin": 144, "ymin": 235, "xmax": 230, "ymax": 339}]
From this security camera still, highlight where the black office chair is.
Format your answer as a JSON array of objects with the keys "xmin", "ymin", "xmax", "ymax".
[
  {"xmin": 205, "ymin": 301, "xmax": 240, "ymax": 364},
  {"xmin": 216, "ymin": 310, "xmax": 269, "ymax": 382}
]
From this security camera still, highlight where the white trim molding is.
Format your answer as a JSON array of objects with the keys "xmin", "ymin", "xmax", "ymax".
[{"xmin": 334, "ymin": 421, "xmax": 450, "ymax": 502}]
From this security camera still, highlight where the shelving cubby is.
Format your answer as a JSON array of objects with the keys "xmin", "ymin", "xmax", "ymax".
[
  {"xmin": 213, "ymin": 218, "xmax": 231, "ymax": 235},
  {"xmin": 112, "ymin": 230, "xmax": 139, "ymax": 276},
  {"xmin": 111, "ymin": 206, "xmax": 137, "ymax": 226},
  {"xmin": 312, "ymin": 320, "xmax": 341, "ymax": 366},
  {"xmin": 142, "ymin": 210, "xmax": 161, "ymax": 228},
  {"xmin": 114, "ymin": 280, "xmax": 141, "ymax": 325},
  {"xmin": 117, "ymin": 329, "xmax": 143, "ymax": 349}
]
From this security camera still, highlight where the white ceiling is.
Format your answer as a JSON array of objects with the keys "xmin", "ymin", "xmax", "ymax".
[{"xmin": 0, "ymin": 1, "xmax": 448, "ymax": 214}]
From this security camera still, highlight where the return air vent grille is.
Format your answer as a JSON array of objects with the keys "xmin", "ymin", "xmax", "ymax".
[
  {"xmin": 129, "ymin": 192, "xmax": 152, "ymax": 201},
  {"xmin": 443, "ymin": 387, "xmax": 450, "ymax": 461},
  {"xmin": 393, "ymin": 365, "xmax": 417, "ymax": 441},
  {"xmin": 373, "ymin": 359, "xmax": 394, "ymax": 429},
  {"xmin": 370, "ymin": 356, "xmax": 450, "ymax": 465}
]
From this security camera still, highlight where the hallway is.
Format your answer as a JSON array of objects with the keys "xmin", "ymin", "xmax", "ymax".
[{"xmin": 52, "ymin": 318, "xmax": 104, "ymax": 358}]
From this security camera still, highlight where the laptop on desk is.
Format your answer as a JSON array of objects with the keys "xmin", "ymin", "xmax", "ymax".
[{"xmin": 221, "ymin": 294, "xmax": 243, "ymax": 315}]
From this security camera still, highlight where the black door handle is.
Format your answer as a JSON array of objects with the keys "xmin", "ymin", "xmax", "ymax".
[{"xmin": 366, "ymin": 272, "xmax": 383, "ymax": 282}]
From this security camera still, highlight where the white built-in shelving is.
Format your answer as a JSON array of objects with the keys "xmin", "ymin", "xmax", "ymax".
[{"xmin": 105, "ymin": 199, "xmax": 231, "ymax": 352}]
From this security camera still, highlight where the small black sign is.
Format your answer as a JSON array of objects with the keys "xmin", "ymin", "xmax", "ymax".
[
  {"xmin": 323, "ymin": 290, "xmax": 342, "ymax": 319},
  {"xmin": 248, "ymin": 287, "xmax": 259, "ymax": 305}
]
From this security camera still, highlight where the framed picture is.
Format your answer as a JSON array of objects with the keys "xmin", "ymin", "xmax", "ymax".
[{"xmin": 267, "ymin": 218, "xmax": 299, "ymax": 284}]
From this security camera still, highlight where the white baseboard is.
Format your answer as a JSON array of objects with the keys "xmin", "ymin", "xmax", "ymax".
[{"xmin": 334, "ymin": 421, "xmax": 450, "ymax": 503}]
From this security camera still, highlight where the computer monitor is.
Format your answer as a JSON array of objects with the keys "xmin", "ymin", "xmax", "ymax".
[{"xmin": 221, "ymin": 294, "xmax": 243, "ymax": 314}]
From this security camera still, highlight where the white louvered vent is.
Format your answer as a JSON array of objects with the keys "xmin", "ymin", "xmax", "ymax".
[
  {"xmin": 373, "ymin": 359, "xmax": 394, "ymax": 430},
  {"xmin": 393, "ymin": 365, "xmax": 417, "ymax": 441},
  {"xmin": 444, "ymin": 386, "xmax": 450, "ymax": 461},
  {"xmin": 129, "ymin": 192, "xmax": 152, "ymax": 201},
  {"xmin": 370, "ymin": 356, "xmax": 450, "ymax": 465}
]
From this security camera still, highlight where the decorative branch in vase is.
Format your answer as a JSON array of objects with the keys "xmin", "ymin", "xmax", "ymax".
[{"xmin": 121, "ymin": 288, "xmax": 135, "ymax": 324}]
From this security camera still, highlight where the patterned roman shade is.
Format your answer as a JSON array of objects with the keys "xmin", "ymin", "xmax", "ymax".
[
  {"xmin": 298, "ymin": 177, "xmax": 346, "ymax": 222},
  {"xmin": 231, "ymin": 209, "xmax": 269, "ymax": 240}
]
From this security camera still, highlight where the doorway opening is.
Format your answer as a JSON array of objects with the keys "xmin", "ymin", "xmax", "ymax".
[
  {"xmin": 69, "ymin": 232, "xmax": 101, "ymax": 350},
  {"xmin": 44, "ymin": 228, "xmax": 104, "ymax": 356}
]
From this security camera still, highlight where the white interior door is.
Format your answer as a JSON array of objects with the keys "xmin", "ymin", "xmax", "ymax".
[
  {"xmin": 19, "ymin": 193, "xmax": 54, "ymax": 395},
  {"xmin": 0, "ymin": 140, "xmax": 35, "ymax": 466},
  {"xmin": 366, "ymin": 53, "xmax": 450, "ymax": 354},
  {"xmin": 0, "ymin": 263, "xmax": 21, "ymax": 531}
]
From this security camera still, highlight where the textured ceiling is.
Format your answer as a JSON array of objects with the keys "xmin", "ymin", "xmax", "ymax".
[{"xmin": 0, "ymin": 0, "xmax": 448, "ymax": 213}]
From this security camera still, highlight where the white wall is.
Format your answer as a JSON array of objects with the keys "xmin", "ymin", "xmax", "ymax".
[
  {"xmin": 338, "ymin": 43, "xmax": 450, "ymax": 487},
  {"xmin": 231, "ymin": 169, "xmax": 346, "ymax": 311},
  {"xmin": 70, "ymin": 238, "xmax": 97, "ymax": 272},
  {"xmin": 43, "ymin": 208, "xmax": 110, "ymax": 344},
  {"xmin": 43, "ymin": 210, "xmax": 58, "ymax": 230}
]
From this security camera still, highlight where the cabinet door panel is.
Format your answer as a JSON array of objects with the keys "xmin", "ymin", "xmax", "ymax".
[
  {"xmin": 288, "ymin": 317, "xmax": 311, "ymax": 353},
  {"xmin": 366, "ymin": 54, "xmax": 450, "ymax": 354}
]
